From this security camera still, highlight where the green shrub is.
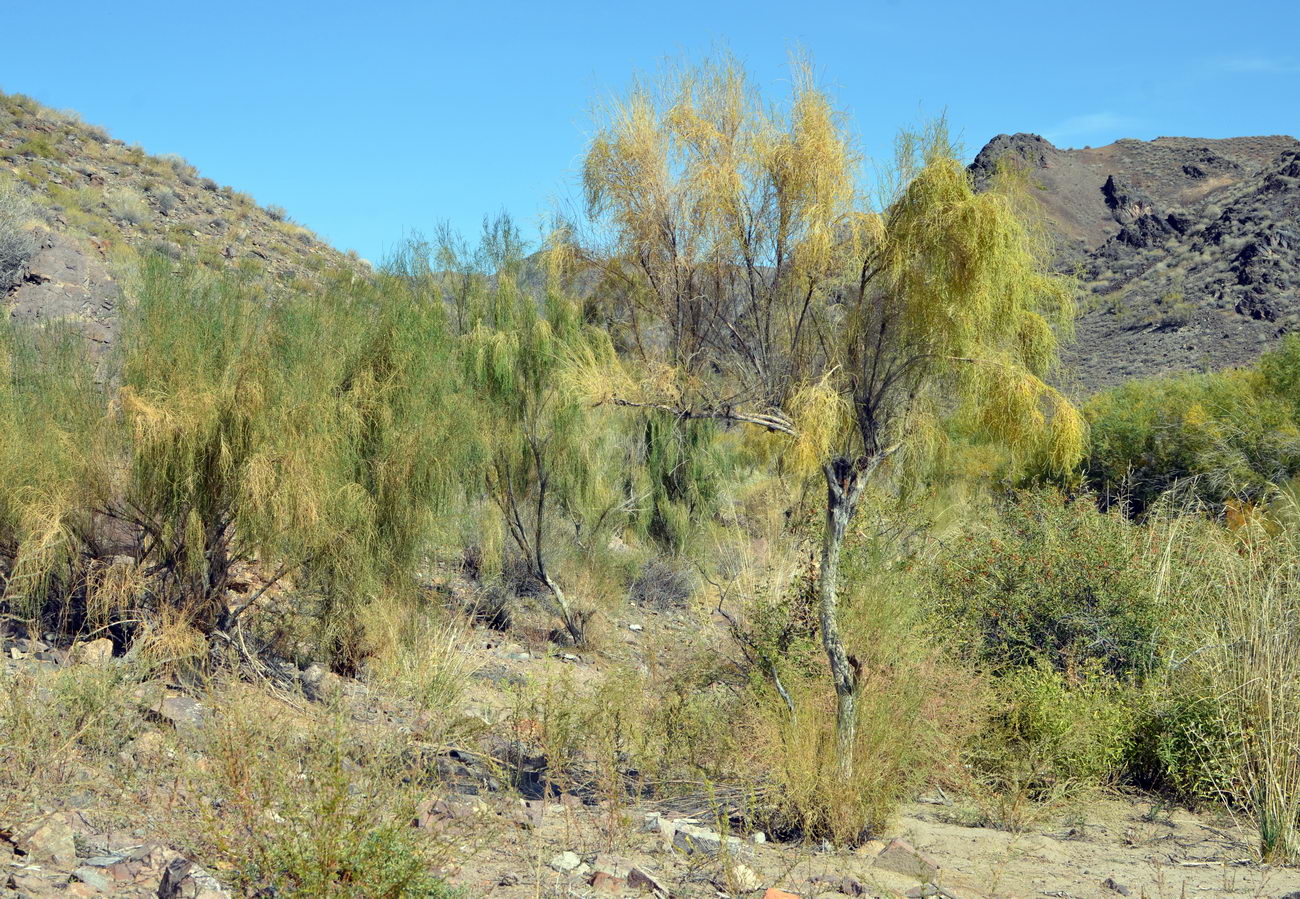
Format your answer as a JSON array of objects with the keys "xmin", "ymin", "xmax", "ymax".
[
  {"xmin": 972, "ymin": 662, "xmax": 1138, "ymax": 800},
  {"xmin": 9, "ymin": 135, "xmax": 63, "ymax": 161},
  {"xmin": 1129, "ymin": 682, "xmax": 1235, "ymax": 807},
  {"xmin": 1080, "ymin": 367, "xmax": 1300, "ymax": 515},
  {"xmin": 931, "ymin": 490, "xmax": 1165, "ymax": 679}
]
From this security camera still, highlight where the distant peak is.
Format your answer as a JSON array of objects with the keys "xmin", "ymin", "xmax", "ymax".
[{"xmin": 969, "ymin": 133, "xmax": 1058, "ymax": 188}]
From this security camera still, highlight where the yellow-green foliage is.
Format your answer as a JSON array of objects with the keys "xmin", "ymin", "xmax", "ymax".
[
  {"xmin": 582, "ymin": 57, "xmax": 1082, "ymax": 484},
  {"xmin": 0, "ymin": 324, "xmax": 113, "ymax": 619},
  {"xmin": 583, "ymin": 54, "xmax": 857, "ymax": 399},
  {"xmin": 456, "ymin": 228, "xmax": 626, "ymax": 634},
  {"xmin": 0, "ymin": 255, "xmax": 472, "ymax": 661},
  {"xmin": 1077, "ymin": 341, "xmax": 1300, "ymax": 514}
]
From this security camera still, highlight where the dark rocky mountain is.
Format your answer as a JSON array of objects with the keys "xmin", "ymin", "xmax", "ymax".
[{"xmin": 970, "ymin": 133, "xmax": 1300, "ymax": 393}]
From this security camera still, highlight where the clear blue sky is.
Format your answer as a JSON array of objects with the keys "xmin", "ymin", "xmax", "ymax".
[{"xmin": 3, "ymin": 0, "xmax": 1297, "ymax": 264}]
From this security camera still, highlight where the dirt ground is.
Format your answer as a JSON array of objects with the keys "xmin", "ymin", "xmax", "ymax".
[{"xmin": 443, "ymin": 789, "xmax": 1300, "ymax": 898}]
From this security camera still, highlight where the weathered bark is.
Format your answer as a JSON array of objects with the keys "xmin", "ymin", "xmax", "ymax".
[
  {"xmin": 820, "ymin": 456, "xmax": 867, "ymax": 775},
  {"xmin": 541, "ymin": 570, "xmax": 584, "ymax": 647}
]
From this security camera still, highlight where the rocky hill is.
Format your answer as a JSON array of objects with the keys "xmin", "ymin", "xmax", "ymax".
[
  {"xmin": 970, "ymin": 132, "xmax": 1300, "ymax": 392},
  {"xmin": 0, "ymin": 91, "xmax": 359, "ymax": 354}
]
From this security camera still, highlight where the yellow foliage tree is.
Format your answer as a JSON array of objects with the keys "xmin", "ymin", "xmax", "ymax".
[{"xmin": 579, "ymin": 55, "xmax": 1085, "ymax": 771}]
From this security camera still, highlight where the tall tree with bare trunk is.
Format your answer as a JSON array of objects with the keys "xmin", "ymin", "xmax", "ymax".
[{"xmin": 574, "ymin": 55, "xmax": 1086, "ymax": 775}]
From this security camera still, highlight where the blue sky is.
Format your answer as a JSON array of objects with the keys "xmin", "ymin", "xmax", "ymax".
[{"xmin": 3, "ymin": 0, "xmax": 1297, "ymax": 264}]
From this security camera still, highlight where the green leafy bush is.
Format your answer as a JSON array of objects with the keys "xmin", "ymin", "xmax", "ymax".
[
  {"xmin": 1080, "ymin": 363, "xmax": 1300, "ymax": 515},
  {"xmin": 931, "ymin": 490, "xmax": 1165, "ymax": 679},
  {"xmin": 1129, "ymin": 683, "xmax": 1235, "ymax": 807},
  {"xmin": 972, "ymin": 662, "xmax": 1138, "ymax": 798}
]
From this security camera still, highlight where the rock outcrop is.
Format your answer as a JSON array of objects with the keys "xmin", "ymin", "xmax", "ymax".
[{"xmin": 970, "ymin": 132, "xmax": 1300, "ymax": 392}]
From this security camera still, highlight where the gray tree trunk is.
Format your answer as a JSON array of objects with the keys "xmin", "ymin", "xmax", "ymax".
[{"xmin": 820, "ymin": 457, "xmax": 867, "ymax": 776}]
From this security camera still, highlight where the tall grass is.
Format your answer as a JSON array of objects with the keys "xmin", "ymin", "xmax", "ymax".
[{"xmin": 1183, "ymin": 509, "xmax": 1300, "ymax": 862}]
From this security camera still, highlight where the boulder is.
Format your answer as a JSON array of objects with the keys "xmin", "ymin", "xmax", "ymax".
[{"xmin": 12, "ymin": 811, "xmax": 82, "ymax": 866}]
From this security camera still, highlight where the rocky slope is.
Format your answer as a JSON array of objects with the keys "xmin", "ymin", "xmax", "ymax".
[
  {"xmin": 0, "ymin": 91, "xmax": 360, "ymax": 353},
  {"xmin": 970, "ymin": 133, "xmax": 1300, "ymax": 392}
]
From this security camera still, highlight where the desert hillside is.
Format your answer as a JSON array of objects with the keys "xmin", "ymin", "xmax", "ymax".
[
  {"xmin": 970, "ymin": 132, "xmax": 1300, "ymax": 391},
  {"xmin": 0, "ymin": 91, "xmax": 359, "ymax": 353}
]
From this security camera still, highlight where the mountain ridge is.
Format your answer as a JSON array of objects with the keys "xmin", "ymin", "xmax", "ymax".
[{"xmin": 969, "ymin": 131, "xmax": 1300, "ymax": 392}]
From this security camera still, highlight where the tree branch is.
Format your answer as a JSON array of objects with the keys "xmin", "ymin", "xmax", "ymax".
[{"xmin": 606, "ymin": 397, "xmax": 797, "ymax": 437}]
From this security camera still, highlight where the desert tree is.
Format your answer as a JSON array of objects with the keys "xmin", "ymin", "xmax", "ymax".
[
  {"xmin": 576, "ymin": 55, "xmax": 1085, "ymax": 770},
  {"xmin": 450, "ymin": 219, "xmax": 623, "ymax": 645},
  {"xmin": 89, "ymin": 256, "xmax": 467, "ymax": 657}
]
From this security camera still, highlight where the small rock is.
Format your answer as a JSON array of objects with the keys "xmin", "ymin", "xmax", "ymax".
[
  {"xmin": 629, "ymin": 624, "xmax": 643, "ymax": 632},
  {"xmin": 70, "ymin": 638, "xmax": 114, "ymax": 665},
  {"xmin": 751, "ymin": 831, "xmax": 767, "ymax": 844},
  {"xmin": 874, "ymin": 838, "xmax": 940, "ymax": 881},
  {"xmin": 1102, "ymin": 877, "xmax": 1131, "ymax": 896},
  {"xmin": 498, "ymin": 873, "xmax": 520, "ymax": 886},
  {"xmin": 550, "ymin": 850, "xmax": 582, "ymax": 873},
  {"xmin": 729, "ymin": 862, "xmax": 763, "ymax": 892}
]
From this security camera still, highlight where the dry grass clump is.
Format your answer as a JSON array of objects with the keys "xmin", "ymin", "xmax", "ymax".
[
  {"xmin": 0, "ymin": 177, "xmax": 38, "ymax": 290},
  {"xmin": 105, "ymin": 186, "xmax": 150, "ymax": 225},
  {"xmin": 734, "ymin": 533, "xmax": 985, "ymax": 844},
  {"xmin": 1180, "ymin": 509, "xmax": 1300, "ymax": 862},
  {"xmin": 358, "ymin": 595, "xmax": 481, "ymax": 740},
  {"xmin": 170, "ymin": 692, "xmax": 464, "ymax": 898}
]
